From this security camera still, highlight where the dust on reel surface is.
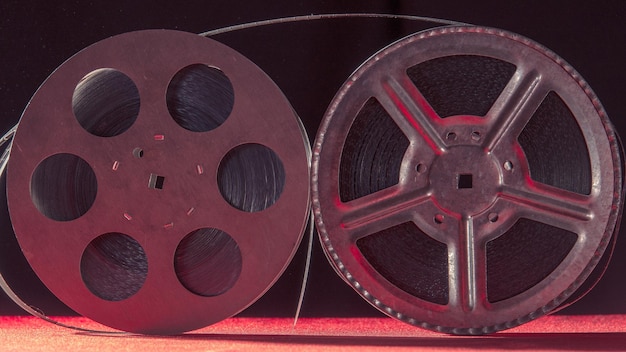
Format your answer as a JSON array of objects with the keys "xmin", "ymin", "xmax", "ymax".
[
  {"xmin": 6, "ymin": 30, "xmax": 310, "ymax": 334},
  {"xmin": 311, "ymin": 26, "xmax": 623, "ymax": 334}
]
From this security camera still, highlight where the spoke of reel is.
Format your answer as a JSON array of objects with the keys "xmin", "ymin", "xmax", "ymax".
[
  {"xmin": 339, "ymin": 186, "xmax": 432, "ymax": 241},
  {"xmin": 484, "ymin": 69, "xmax": 547, "ymax": 152},
  {"xmin": 449, "ymin": 216, "xmax": 487, "ymax": 313},
  {"xmin": 379, "ymin": 75, "xmax": 447, "ymax": 154},
  {"xmin": 501, "ymin": 183, "xmax": 593, "ymax": 224}
]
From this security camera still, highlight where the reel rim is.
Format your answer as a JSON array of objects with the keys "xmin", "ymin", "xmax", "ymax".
[
  {"xmin": 311, "ymin": 25, "xmax": 623, "ymax": 334},
  {"xmin": 7, "ymin": 29, "xmax": 311, "ymax": 334}
]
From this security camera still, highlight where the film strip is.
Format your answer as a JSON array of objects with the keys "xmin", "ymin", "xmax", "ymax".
[{"xmin": 1, "ymin": 15, "xmax": 623, "ymax": 335}]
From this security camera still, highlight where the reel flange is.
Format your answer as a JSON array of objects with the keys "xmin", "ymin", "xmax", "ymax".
[
  {"xmin": 7, "ymin": 30, "xmax": 310, "ymax": 334},
  {"xmin": 311, "ymin": 26, "xmax": 623, "ymax": 334}
]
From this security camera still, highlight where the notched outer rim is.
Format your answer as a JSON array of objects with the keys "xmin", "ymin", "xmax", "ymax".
[{"xmin": 311, "ymin": 25, "xmax": 623, "ymax": 335}]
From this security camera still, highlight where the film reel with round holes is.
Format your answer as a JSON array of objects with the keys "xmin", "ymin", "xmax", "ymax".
[
  {"xmin": 5, "ymin": 29, "xmax": 310, "ymax": 334},
  {"xmin": 311, "ymin": 26, "xmax": 624, "ymax": 334}
]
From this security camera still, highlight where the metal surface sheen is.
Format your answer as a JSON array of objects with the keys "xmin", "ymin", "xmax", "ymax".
[
  {"xmin": 7, "ymin": 30, "xmax": 310, "ymax": 334},
  {"xmin": 311, "ymin": 26, "xmax": 623, "ymax": 334}
]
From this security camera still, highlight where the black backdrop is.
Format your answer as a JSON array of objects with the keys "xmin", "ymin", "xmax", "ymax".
[{"xmin": 1, "ymin": 0, "xmax": 625, "ymax": 320}]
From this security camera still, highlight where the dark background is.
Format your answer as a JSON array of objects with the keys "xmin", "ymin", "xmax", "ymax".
[{"xmin": 0, "ymin": 1, "xmax": 625, "ymax": 320}]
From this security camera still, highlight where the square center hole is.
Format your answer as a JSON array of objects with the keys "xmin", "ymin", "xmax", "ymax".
[
  {"xmin": 458, "ymin": 173, "xmax": 473, "ymax": 189},
  {"xmin": 149, "ymin": 173, "xmax": 165, "ymax": 189}
]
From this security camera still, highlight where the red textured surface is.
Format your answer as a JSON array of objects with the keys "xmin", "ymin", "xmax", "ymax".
[{"xmin": 1, "ymin": 315, "xmax": 626, "ymax": 351}]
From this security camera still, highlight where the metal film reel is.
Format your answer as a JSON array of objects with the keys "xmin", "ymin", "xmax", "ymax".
[
  {"xmin": 312, "ymin": 26, "xmax": 623, "ymax": 334},
  {"xmin": 7, "ymin": 30, "xmax": 310, "ymax": 334}
]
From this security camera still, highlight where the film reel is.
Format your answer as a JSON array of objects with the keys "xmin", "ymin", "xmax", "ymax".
[
  {"xmin": 6, "ymin": 30, "xmax": 310, "ymax": 334},
  {"xmin": 312, "ymin": 26, "xmax": 623, "ymax": 334}
]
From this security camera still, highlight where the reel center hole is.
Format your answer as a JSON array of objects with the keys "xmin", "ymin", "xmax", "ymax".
[
  {"xmin": 429, "ymin": 145, "xmax": 500, "ymax": 215},
  {"xmin": 148, "ymin": 173, "xmax": 165, "ymax": 190},
  {"xmin": 457, "ymin": 173, "xmax": 473, "ymax": 189}
]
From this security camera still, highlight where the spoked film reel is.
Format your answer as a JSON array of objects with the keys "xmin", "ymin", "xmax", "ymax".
[
  {"xmin": 6, "ymin": 30, "xmax": 310, "ymax": 334},
  {"xmin": 312, "ymin": 26, "xmax": 623, "ymax": 334}
]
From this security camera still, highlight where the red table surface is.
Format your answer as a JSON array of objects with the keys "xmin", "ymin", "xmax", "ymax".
[{"xmin": 1, "ymin": 315, "xmax": 625, "ymax": 351}]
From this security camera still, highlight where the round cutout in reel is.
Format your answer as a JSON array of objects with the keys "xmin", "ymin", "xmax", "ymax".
[
  {"xmin": 7, "ymin": 30, "xmax": 310, "ymax": 334},
  {"xmin": 311, "ymin": 26, "xmax": 623, "ymax": 334}
]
